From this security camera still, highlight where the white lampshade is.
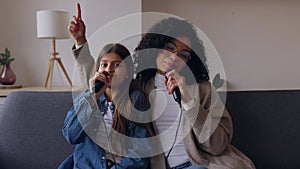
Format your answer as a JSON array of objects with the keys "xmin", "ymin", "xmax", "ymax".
[{"xmin": 36, "ymin": 10, "xmax": 70, "ymax": 39}]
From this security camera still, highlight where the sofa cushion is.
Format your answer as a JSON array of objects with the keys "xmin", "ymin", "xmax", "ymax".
[
  {"xmin": 0, "ymin": 91, "xmax": 74, "ymax": 169},
  {"xmin": 225, "ymin": 90, "xmax": 300, "ymax": 169}
]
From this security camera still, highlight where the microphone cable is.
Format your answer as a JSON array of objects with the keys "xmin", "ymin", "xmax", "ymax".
[
  {"xmin": 166, "ymin": 103, "xmax": 182, "ymax": 159},
  {"xmin": 164, "ymin": 72, "xmax": 183, "ymax": 160},
  {"xmin": 90, "ymin": 71, "xmax": 118, "ymax": 168},
  {"xmin": 90, "ymin": 92, "xmax": 118, "ymax": 169}
]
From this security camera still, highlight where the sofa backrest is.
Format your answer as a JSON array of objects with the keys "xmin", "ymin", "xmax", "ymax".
[
  {"xmin": 0, "ymin": 91, "xmax": 74, "ymax": 169},
  {"xmin": 1, "ymin": 90, "xmax": 299, "ymax": 169},
  {"xmin": 225, "ymin": 90, "xmax": 300, "ymax": 169}
]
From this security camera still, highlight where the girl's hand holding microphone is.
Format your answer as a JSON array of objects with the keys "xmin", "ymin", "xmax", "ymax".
[{"xmin": 89, "ymin": 71, "xmax": 110, "ymax": 99}]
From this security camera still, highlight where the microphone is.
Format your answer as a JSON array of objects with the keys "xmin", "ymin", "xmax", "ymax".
[
  {"xmin": 94, "ymin": 80, "xmax": 104, "ymax": 93},
  {"xmin": 94, "ymin": 71, "xmax": 109, "ymax": 93},
  {"xmin": 165, "ymin": 73, "xmax": 181, "ymax": 105},
  {"xmin": 172, "ymin": 87, "xmax": 181, "ymax": 105}
]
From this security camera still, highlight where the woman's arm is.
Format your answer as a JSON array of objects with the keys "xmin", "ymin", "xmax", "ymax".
[
  {"xmin": 183, "ymin": 81, "xmax": 233, "ymax": 155},
  {"xmin": 72, "ymin": 43, "xmax": 95, "ymax": 88},
  {"xmin": 69, "ymin": 4, "xmax": 95, "ymax": 87}
]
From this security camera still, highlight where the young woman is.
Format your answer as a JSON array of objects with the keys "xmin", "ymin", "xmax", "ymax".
[
  {"xmin": 58, "ymin": 4, "xmax": 150, "ymax": 169},
  {"xmin": 132, "ymin": 17, "xmax": 256, "ymax": 169}
]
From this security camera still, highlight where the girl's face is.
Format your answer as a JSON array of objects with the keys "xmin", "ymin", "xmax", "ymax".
[
  {"xmin": 156, "ymin": 36, "xmax": 191, "ymax": 74},
  {"xmin": 98, "ymin": 52, "xmax": 129, "ymax": 88}
]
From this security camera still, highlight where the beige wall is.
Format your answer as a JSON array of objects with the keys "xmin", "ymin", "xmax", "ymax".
[
  {"xmin": 143, "ymin": 0, "xmax": 300, "ymax": 91},
  {"xmin": 0, "ymin": 0, "xmax": 141, "ymax": 87},
  {"xmin": 0, "ymin": 2, "xmax": 4, "ymax": 50},
  {"xmin": 2, "ymin": 0, "xmax": 300, "ymax": 91}
]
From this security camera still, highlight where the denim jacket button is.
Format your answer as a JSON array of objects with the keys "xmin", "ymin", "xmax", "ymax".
[{"xmin": 101, "ymin": 156, "xmax": 105, "ymax": 159}]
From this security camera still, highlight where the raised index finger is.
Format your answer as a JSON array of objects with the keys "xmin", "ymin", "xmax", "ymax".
[{"xmin": 77, "ymin": 3, "xmax": 81, "ymax": 19}]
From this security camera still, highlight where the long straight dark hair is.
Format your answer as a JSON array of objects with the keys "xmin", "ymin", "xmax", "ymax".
[{"xmin": 95, "ymin": 43, "xmax": 132, "ymax": 135}]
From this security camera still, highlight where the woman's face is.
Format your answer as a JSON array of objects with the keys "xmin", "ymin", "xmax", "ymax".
[
  {"xmin": 98, "ymin": 52, "xmax": 129, "ymax": 88},
  {"xmin": 156, "ymin": 36, "xmax": 191, "ymax": 74}
]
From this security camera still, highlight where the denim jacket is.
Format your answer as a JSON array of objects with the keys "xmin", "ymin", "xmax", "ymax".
[{"xmin": 58, "ymin": 90, "xmax": 150, "ymax": 169}]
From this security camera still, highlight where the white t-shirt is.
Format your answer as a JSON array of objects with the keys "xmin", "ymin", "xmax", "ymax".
[{"xmin": 153, "ymin": 73, "xmax": 189, "ymax": 167}]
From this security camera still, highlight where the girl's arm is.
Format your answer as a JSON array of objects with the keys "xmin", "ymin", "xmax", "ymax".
[{"xmin": 62, "ymin": 90, "xmax": 101, "ymax": 144}]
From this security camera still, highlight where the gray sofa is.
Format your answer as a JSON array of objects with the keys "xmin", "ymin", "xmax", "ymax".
[
  {"xmin": 0, "ymin": 90, "xmax": 299, "ymax": 169},
  {"xmin": 224, "ymin": 90, "xmax": 300, "ymax": 169},
  {"xmin": 0, "ymin": 91, "xmax": 74, "ymax": 169}
]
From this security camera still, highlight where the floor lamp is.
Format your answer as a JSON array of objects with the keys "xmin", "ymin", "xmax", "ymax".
[{"xmin": 36, "ymin": 10, "xmax": 72, "ymax": 88}]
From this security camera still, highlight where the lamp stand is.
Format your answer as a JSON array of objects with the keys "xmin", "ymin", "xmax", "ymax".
[{"xmin": 44, "ymin": 38, "xmax": 72, "ymax": 88}]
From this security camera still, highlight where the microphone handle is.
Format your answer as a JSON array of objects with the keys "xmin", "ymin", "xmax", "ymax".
[
  {"xmin": 165, "ymin": 73, "xmax": 182, "ymax": 104},
  {"xmin": 94, "ymin": 80, "xmax": 105, "ymax": 93},
  {"xmin": 172, "ymin": 87, "xmax": 181, "ymax": 104},
  {"xmin": 93, "ymin": 71, "xmax": 109, "ymax": 93}
]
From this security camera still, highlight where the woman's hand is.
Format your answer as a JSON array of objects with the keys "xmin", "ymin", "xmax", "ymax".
[
  {"xmin": 68, "ymin": 3, "xmax": 86, "ymax": 46},
  {"xmin": 165, "ymin": 70, "xmax": 192, "ymax": 103}
]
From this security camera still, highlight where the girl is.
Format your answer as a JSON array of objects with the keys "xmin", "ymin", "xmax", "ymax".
[
  {"xmin": 59, "ymin": 43, "xmax": 150, "ymax": 169},
  {"xmin": 59, "ymin": 4, "xmax": 150, "ymax": 169}
]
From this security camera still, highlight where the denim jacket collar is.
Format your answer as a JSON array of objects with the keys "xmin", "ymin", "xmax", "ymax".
[{"xmin": 98, "ymin": 93, "xmax": 115, "ymax": 116}]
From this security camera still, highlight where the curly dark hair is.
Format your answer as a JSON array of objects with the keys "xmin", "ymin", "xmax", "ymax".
[{"xmin": 133, "ymin": 17, "xmax": 209, "ymax": 85}]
